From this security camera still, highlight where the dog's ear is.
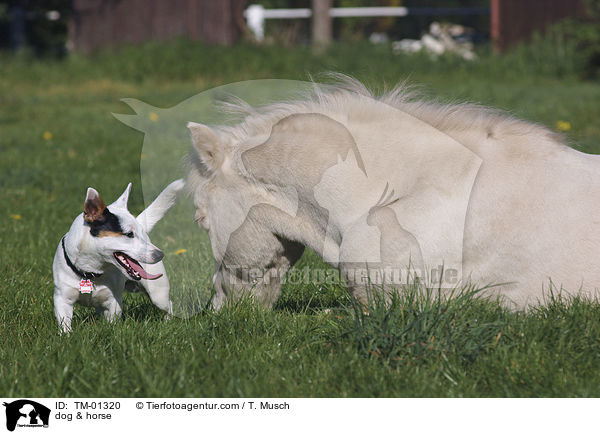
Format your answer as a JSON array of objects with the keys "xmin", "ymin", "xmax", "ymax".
[
  {"xmin": 83, "ymin": 188, "xmax": 106, "ymax": 223},
  {"xmin": 187, "ymin": 122, "xmax": 225, "ymax": 174},
  {"xmin": 113, "ymin": 182, "xmax": 132, "ymax": 209},
  {"xmin": 137, "ymin": 179, "xmax": 184, "ymax": 232}
]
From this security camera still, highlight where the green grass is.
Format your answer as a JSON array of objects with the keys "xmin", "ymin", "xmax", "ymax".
[{"xmin": 1, "ymin": 40, "xmax": 600, "ymax": 397}]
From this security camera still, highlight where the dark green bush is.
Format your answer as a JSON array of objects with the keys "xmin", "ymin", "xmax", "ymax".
[{"xmin": 550, "ymin": 0, "xmax": 600, "ymax": 78}]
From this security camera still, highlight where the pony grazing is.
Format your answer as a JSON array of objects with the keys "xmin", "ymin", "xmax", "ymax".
[{"xmin": 187, "ymin": 76, "xmax": 600, "ymax": 310}]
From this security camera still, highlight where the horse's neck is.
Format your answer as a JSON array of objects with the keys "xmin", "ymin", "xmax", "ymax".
[
  {"xmin": 279, "ymin": 109, "xmax": 486, "ymax": 267},
  {"xmin": 251, "ymin": 103, "xmax": 506, "ymax": 265}
]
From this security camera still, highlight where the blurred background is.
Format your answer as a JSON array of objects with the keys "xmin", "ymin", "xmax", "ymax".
[{"xmin": 0, "ymin": 0, "xmax": 598, "ymax": 76}]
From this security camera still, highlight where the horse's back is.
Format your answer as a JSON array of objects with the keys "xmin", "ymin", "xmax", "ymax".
[{"xmin": 463, "ymin": 144, "xmax": 600, "ymax": 307}]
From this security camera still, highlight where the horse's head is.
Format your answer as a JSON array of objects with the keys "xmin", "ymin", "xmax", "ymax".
[
  {"xmin": 187, "ymin": 121, "xmax": 305, "ymax": 308},
  {"xmin": 187, "ymin": 111, "xmax": 371, "ymax": 308}
]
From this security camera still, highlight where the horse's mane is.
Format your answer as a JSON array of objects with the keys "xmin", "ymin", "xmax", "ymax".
[{"xmin": 214, "ymin": 73, "xmax": 566, "ymax": 153}]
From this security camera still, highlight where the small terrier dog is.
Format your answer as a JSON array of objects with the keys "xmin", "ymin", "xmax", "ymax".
[{"xmin": 53, "ymin": 180, "xmax": 184, "ymax": 333}]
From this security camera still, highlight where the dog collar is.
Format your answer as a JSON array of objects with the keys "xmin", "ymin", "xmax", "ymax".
[{"xmin": 61, "ymin": 237, "xmax": 103, "ymax": 280}]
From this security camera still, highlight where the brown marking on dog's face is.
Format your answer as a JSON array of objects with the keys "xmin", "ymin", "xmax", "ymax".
[
  {"xmin": 87, "ymin": 208, "xmax": 127, "ymax": 237},
  {"xmin": 84, "ymin": 190, "xmax": 107, "ymax": 223},
  {"xmin": 96, "ymin": 230, "xmax": 124, "ymax": 238}
]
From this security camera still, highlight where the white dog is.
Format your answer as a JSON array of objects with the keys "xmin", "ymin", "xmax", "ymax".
[{"xmin": 53, "ymin": 180, "xmax": 184, "ymax": 333}]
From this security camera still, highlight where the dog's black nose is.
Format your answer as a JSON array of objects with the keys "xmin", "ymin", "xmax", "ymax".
[{"xmin": 152, "ymin": 249, "xmax": 164, "ymax": 262}]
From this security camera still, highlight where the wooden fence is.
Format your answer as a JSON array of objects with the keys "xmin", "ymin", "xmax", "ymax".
[
  {"xmin": 491, "ymin": 0, "xmax": 586, "ymax": 52},
  {"xmin": 68, "ymin": 0, "xmax": 590, "ymax": 54},
  {"xmin": 68, "ymin": 0, "xmax": 247, "ymax": 53}
]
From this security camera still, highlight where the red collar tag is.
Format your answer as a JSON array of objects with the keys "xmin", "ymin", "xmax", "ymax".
[{"xmin": 79, "ymin": 279, "xmax": 94, "ymax": 294}]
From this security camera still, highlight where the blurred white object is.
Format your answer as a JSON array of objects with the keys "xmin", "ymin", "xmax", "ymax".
[
  {"xmin": 421, "ymin": 34, "xmax": 445, "ymax": 55},
  {"xmin": 46, "ymin": 10, "xmax": 60, "ymax": 21},
  {"xmin": 393, "ymin": 21, "xmax": 476, "ymax": 60},
  {"xmin": 369, "ymin": 32, "xmax": 389, "ymax": 44},
  {"xmin": 393, "ymin": 39, "xmax": 423, "ymax": 53},
  {"xmin": 245, "ymin": 5, "xmax": 266, "ymax": 41},
  {"xmin": 245, "ymin": 4, "xmax": 312, "ymax": 42}
]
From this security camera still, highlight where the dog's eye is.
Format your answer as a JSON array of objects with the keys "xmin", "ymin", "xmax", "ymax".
[{"xmin": 124, "ymin": 232, "xmax": 134, "ymax": 238}]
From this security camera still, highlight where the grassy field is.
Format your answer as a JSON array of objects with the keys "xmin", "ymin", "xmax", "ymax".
[{"xmin": 1, "ymin": 41, "xmax": 600, "ymax": 397}]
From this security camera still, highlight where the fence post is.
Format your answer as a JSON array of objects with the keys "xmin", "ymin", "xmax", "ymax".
[
  {"xmin": 490, "ymin": 0, "xmax": 501, "ymax": 54},
  {"xmin": 311, "ymin": 0, "xmax": 332, "ymax": 52}
]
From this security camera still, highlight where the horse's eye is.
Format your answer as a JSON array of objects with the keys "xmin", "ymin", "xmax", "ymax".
[{"xmin": 125, "ymin": 232, "xmax": 134, "ymax": 238}]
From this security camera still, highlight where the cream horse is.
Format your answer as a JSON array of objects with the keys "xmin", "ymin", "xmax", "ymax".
[{"xmin": 187, "ymin": 77, "xmax": 600, "ymax": 310}]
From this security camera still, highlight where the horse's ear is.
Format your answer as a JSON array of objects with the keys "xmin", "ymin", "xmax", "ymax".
[{"xmin": 187, "ymin": 122, "xmax": 224, "ymax": 173}]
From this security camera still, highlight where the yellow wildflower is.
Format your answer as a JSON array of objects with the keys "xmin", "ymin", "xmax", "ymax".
[
  {"xmin": 149, "ymin": 112, "xmax": 159, "ymax": 122},
  {"xmin": 174, "ymin": 249, "xmax": 187, "ymax": 256},
  {"xmin": 556, "ymin": 121, "xmax": 571, "ymax": 132},
  {"xmin": 10, "ymin": 214, "xmax": 21, "ymax": 220},
  {"xmin": 43, "ymin": 131, "xmax": 52, "ymax": 140}
]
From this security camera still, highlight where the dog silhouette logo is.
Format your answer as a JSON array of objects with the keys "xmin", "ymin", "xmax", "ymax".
[{"xmin": 3, "ymin": 400, "xmax": 50, "ymax": 431}]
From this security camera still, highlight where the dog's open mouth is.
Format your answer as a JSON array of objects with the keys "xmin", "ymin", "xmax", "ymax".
[{"xmin": 113, "ymin": 252, "xmax": 162, "ymax": 281}]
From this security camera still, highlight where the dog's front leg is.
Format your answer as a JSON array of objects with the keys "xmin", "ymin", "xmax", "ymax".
[
  {"xmin": 102, "ymin": 296, "xmax": 123, "ymax": 323},
  {"xmin": 139, "ymin": 261, "xmax": 173, "ymax": 317},
  {"xmin": 54, "ymin": 294, "xmax": 74, "ymax": 335}
]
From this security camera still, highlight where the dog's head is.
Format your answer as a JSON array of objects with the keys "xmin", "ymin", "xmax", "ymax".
[{"xmin": 79, "ymin": 181, "xmax": 181, "ymax": 280}]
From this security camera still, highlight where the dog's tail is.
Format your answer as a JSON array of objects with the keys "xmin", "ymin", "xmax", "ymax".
[{"xmin": 137, "ymin": 179, "xmax": 185, "ymax": 232}]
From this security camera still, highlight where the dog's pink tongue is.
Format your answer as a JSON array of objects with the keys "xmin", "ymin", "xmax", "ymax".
[{"xmin": 126, "ymin": 258, "xmax": 163, "ymax": 280}]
